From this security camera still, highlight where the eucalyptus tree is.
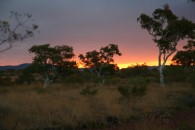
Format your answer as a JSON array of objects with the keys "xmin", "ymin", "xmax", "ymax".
[
  {"xmin": 137, "ymin": 4, "xmax": 195, "ymax": 86},
  {"xmin": 29, "ymin": 44, "xmax": 77, "ymax": 88},
  {"xmin": 0, "ymin": 11, "xmax": 38, "ymax": 53},
  {"xmin": 79, "ymin": 44, "xmax": 121, "ymax": 85}
]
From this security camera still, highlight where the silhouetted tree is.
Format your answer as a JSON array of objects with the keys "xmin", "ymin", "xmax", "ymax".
[
  {"xmin": 29, "ymin": 44, "xmax": 77, "ymax": 88},
  {"xmin": 137, "ymin": 4, "xmax": 195, "ymax": 86},
  {"xmin": 79, "ymin": 44, "xmax": 121, "ymax": 85},
  {"xmin": 0, "ymin": 11, "xmax": 38, "ymax": 53},
  {"xmin": 172, "ymin": 40, "xmax": 195, "ymax": 67}
]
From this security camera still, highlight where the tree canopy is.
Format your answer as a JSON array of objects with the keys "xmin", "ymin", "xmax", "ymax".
[
  {"xmin": 29, "ymin": 44, "xmax": 77, "ymax": 88},
  {"xmin": 79, "ymin": 44, "xmax": 121, "ymax": 84},
  {"xmin": 172, "ymin": 40, "xmax": 195, "ymax": 67},
  {"xmin": 79, "ymin": 44, "xmax": 121, "ymax": 70}
]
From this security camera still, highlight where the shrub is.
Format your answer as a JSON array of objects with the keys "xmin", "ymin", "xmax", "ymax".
[
  {"xmin": 117, "ymin": 63, "xmax": 151, "ymax": 78},
  {"xmin": 118, "ymin": 85, "xmax": 131, "ymax": 98},
  {"xmin": 62, "ymin": 72, "xmax": 96, "ymax": 85},
  {"xmin": 15, "ymin": 73, "xmax": 35, "ymax": 85},
  {"xmin": 80, "ymin": 86, "xmax": 98, "ymax": 97},
  {"xmin": 0, "ymin": 77, "xmax": 13, "ymax": 86},
  {"xmin": 118, "ymin": 84, "xmax": 146, "ymax": 98},
  {"xmin": 164, "ymin": 66, "xmax": 186, "ymax": 83}
]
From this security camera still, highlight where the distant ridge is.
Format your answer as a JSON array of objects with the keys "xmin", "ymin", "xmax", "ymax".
[
  {"xmin": 0, "ymin": 63, "xmax": 31, "ymax": 71},
  {"xmin": 0, "ymin": 63, "xmax": 158, "ymax": 71}
]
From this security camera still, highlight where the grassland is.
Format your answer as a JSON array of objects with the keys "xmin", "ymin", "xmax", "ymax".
[{"xmin": 0, "ymin": 79, "xmax": 195, "ymax": 130}]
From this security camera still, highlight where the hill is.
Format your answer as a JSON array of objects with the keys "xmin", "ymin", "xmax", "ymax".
[{"xmin": 0, "ymin": 63, "xmax": 31, "ymax": 71}]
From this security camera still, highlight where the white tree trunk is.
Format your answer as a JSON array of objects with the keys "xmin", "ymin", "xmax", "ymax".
[
  {"xmin": 159, "ymin": 65, "xmax": 165, "ymax": 87},
  {"xmin": 158, "ymin": 47, "xmax": 176, "ymax": 87},
  {"xmin": 43, "ymin": 76, "xmax": 50, "ymax": 88}
]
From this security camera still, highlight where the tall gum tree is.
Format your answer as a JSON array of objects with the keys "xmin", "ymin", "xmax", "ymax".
[{"xmin": 137, "ymin": 4, "xmax": 195, "ymax": 86}]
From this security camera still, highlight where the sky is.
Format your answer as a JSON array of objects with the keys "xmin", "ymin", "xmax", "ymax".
[{"xmin": 0, "ymin": 0, "xmax": 194, "ymax": 68}]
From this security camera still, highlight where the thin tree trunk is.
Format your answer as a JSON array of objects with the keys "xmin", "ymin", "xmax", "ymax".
[
  {"xmin": 158, "ymin": 47, "xmax": 165, "ymax": 87},
  {"xmin": 43, "ymin": 76, "xmax": 50, "ymax": 88},
  {"xmin": 159, "ymin": 65, "xmax": 165, "ymax": 87}
]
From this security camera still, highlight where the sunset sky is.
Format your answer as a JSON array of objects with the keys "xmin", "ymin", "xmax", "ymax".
[{"xmin": 0, "ymin": 0, "xmax": 194, "ymax": 68}]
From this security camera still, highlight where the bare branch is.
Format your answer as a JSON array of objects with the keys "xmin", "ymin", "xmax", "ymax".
[{"xmin": 0, "ymin": 11, "xmax": 38, "ymax": 53}]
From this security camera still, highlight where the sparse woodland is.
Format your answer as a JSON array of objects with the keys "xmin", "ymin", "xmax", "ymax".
[{"xmin": 0, "ymin": 4, "xmax": 195, "ymax": 130}]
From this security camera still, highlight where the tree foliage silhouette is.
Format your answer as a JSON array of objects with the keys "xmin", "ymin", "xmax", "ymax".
[
  {"xmin": 29, "ymin": 44, "xmax": 77, "ymax": 88},
  {"xmin": 172, "ymin": 40, "xmax": 195, "ymax": 67},
  {"xmin": 137, "ymin": 4, "xmax": 195, "ymax": 86},
  {"xmin": 79, "ymin": 44, "xmax": 121, "ymax": 85}
]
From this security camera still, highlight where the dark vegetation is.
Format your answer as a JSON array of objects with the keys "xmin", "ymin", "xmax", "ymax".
[
  {"xmin": 0, "ymin": 65, "xmax": 195, "ymax": 130},
  {"xmin": 0, "ymin": 4, "xmax": 195, "ymax": 130}
]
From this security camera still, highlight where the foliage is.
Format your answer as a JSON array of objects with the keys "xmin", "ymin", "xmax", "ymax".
[
  {"xmin": 29, "ymin": 44, "xmax": 77, "ymax": 88},
  {"xmin": 79, "ymin": 44, "xmax": 121, "ymax": 68},
  {"xmin": 0, "ymin": 76, "xmax": 13, "ymax": 86},
  {"xmin": 118, "ymin": 84, "xmax": 146, "ymax": 98},
  {"xmin": 172, "ymin": 40, "xmax": 195, "ymax": 67},
  {"xmin": 0, "ymin": 11, "xmax": 38, "ymax": 53},
  {"xmin": 172, "ymin": 50, "xmax": 195, "ymax": 67},
  {"xmin": 169, "ymin": 92, "xmax": 195, "ymax": 110},
  {"xmin": 137, "ymin": 4, "xmax": 195, "ymax": 86},
  {"xmin": 118, "ymin": 63, "xmax": 150, "ymax": 78},
  {"xmin": 15, "ymin": 65, "xmax": 37, "ymax": 85},
  {"xmin": 80, "ymin": 86, "xmax": 98, "ymax": 97},
  {"xmin": 164, "ymin": 65, "xmax": 186, "ymax": 83},
  {"xmin": 79, "ymin": 44, "xmax": 121, "ymax": 85}
]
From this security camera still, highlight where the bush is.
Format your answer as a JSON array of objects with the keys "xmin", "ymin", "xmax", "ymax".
[
  {"xmin": 118, "ymin": 86, "xmax": 131, "ymax": 98},
  {"xmin": 164, "ymin": 66, "xmax": 186, "ymax": 83},
  {"xmin": 80, "ymin": 86, "xmax": 98, "ymax": 97},
  {"xmin": 117, "ymin": 63, "xmax": 151, "ymax": 78},
  {"xmin": 118, "ymin": 84, "xmax": 146, "ymax": 98},
  {"xmin": 15, "ymin": 73, "xmax": 35, "ymax": 85},
  {"xmin": 62, "ymin": 72, "xmax": 96, "ymax": 85},
  {"xmin": 0, "ymin": 77, "xmax": 13, "ymax": 86}
]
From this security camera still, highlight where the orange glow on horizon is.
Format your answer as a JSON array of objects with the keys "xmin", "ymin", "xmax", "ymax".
[
  {"xmin": 1, "ymin": 59, "xmax": 172, "ymax": 68},
  {"xmin": 117, "ymin": 60, "xmax": 172, "ymax": 69},
  {"xmin": 77, "ymin": 60, "xmax": 172, "ymax": 69}
]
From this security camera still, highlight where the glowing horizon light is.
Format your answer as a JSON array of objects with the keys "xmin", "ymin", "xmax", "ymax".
[
  {"xmin": 117, "ymin": 60, "xmax": 172, "ymax": 69},
  {"xmin": 77, "ymin": 60, "xmax": 172, "ymax": 69},
  {"xmin": 0, "ymin": 60, "xmax": 173, "ymax": 68}
]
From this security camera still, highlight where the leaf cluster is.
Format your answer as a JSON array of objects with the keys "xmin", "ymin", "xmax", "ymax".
[
  {"xmin": 137, "ymin": 5, "xmax": 195, "ymax": 53},
  {"xmin": 172, "ymin": 40, "xmax": 195, "ymax": 67},
  {"xmin": 29, "ymin": 44, "xmax": 76, "ymax": 66},
  {"xmin": 79, "ymin": 44, "xmax": 121, "ymax": 69}
]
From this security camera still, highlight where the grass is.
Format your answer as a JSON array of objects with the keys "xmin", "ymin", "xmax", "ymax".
[{"xmin": 0, "ymin": 82, "xmax": 195, "ymax": 129}]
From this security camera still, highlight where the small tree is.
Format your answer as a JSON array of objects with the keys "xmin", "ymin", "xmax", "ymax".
[
  {"xmin": 172, "ymin": 40, "xmax": 195, "ymax": 67},
  {"xmin": 79, "ymin": 44, "xmax": 121, "ymax": 85},
  {"xmin": 0, "ymin": 11, "xmax": 38, "ymax": 53},
  {"xmin": 137, "ymin": 4, "xmax": 195, "ymax": 86},
  {"xmin": 29, "ymin": 44, "xmax": 77, "ymax": 88}
]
